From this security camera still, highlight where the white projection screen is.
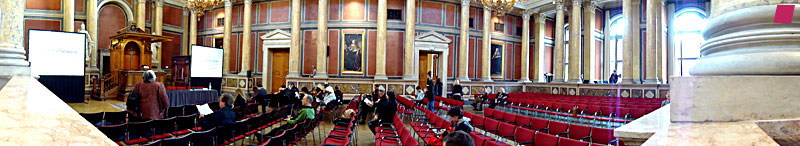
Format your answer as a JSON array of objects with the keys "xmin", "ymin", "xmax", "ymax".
[
  {"xmin": 28, "ymin": 30, "xmax": 86, "ymax": 76},
  {"xmin": 190, "ymin": 45, "xmax": 224, "ymax": 77}
]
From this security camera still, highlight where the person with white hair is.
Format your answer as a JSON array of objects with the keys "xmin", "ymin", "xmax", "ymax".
[
  {"xmin": 489, "ymin": 88, "xmax": 509, "ymax": 109},
  {"xmin": 130, "ymin": 70, "xmax": 169, "ymax": 120}
]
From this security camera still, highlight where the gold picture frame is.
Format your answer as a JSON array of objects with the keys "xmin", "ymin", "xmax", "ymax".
[
  {"xmin": 490, "ymin": 41, "xmax": 505, "ymax": 79},
  {"xmin": 341, "ymin": 32, "xmax": 365, "ymax": 74}
]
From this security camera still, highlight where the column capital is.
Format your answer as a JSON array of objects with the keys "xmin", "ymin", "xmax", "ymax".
[
  {"xmin": 224, "ymin": 0, "xmax": 233, "ymax": 7},
  {"xmin": 554, "ymin": 1, "xmax": 565, "ymax": 10},
  {"xmin": 535, "ymin": 13, "xmax": 546, "ymax": 22},
  {"xmin": 461, "ymin": 0, "xmax": 470, "ymax": 5},
  {"xmin": 584, "ymin": 0, "xmax": 597, "ymax": 8},
  {"xmin": 152, "ymin": 0, "xmax": 163, "ymax": 6},
  {"xmin": 244, "ymin": 0, "xmax": 252, "ymax": 4},
  {"xmin": 136, "ymin": 0, "xmax": 147, "ymax": 4},
  {"xmin": 523, "ymin": 9, "xmax": 534, "ymax": 20},
  {"xmin": 572, "ymin": 0, "xmax": 582, "ymax": 6}
]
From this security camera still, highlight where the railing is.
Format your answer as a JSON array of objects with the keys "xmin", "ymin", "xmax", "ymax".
[{"xmin": 100, "ymin": 71, "xmax": 120, "ymax": 97}]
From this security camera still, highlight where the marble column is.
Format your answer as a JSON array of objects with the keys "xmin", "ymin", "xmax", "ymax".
[
  {"xmin": 552, "ymin": 1, "xmax": 566, "ymax": 83},
  {"xmin": 582, "ymin": 1, "xmax": 596, "ymax": 82},
  {"xmin": 481, "ymin": 8, "xmax": 492, "ymax": 82},
  {"xmin": 602, "ymin": 10, "xmax": 611, "ymax": 81},
  {"xmin": 456, "ymin": 0, "xmax": 469, "ymax": 82},
  {"xmin": 287, "ymin": 0, "xmax": 301, "ymax": 78},
  {"xmin": 567, "ymin": 0, "xmax": 582, "ymax": 83},
  {"xmin": 643, "ymin": 0, "xmax": 660, "ymax": 84},
  {"xmin": 621, "ymin": 0, "xmax": 641, "ymax": 84},
  {"xmin": 190, "ymin": 12, "xmax": 197, "ymax": 46},
  {"xmin": 375, "ymin": 0, "xmax": 388, "ymax": 80},
  {"xmin": 153, "ymin": 0, "xmax": 163, "ymax": 68},
  {"xmin": 137, "ymin": 0, "xmax": 146, "ymax": 29},
  {"xmin": 402, "ymin": 0, "xmax": 416, "ymax": 80},
  {"xmin": 315, "ymin": 0, "xmax": 329, "ymax": 78},
  {"xmin": 63, "ymin": 0, "xmax": 75, "ymax": 32},
  {"xmin": 519, "ymin": 9, "xmax": 533, "ymax": 83},
  {"xmin": 533, "ymin": 12, "xmax": 546, "ymax": 82},
  {"xmin": 666, "ymin": 3, "xmax": 675, "ymax": 81},
  {"xmin": 223, "ymin": 0, "xmax": 232, "ymax": 73},
  {"xmin": 0, "ymin": 0, "xmax": 29, "ymax": 76},
  {"xmin": 86, "ymin": 0, "xmax": 98, "ymax": 67},
  {"xmin": 240, "ymin": 0, "xmax": 253, "ymax": 74},
  {"xmin": 657, "ymin": 0, "xmax": 667, "ymax": 83}
]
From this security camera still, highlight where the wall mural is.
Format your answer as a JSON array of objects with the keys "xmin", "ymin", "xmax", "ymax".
[
  {"xmin": 342, "ymin": 33, "xmax": 364, "ymax": 74},
  {"xmin": 490, "ymin": 43, "xmax": 504, "ymax": 78}
]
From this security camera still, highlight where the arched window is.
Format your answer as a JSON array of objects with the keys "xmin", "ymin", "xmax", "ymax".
[
  {"xmin": 608, "ymin": 15, "xmax": 624, "ymax": 77},
  {"xmin": 674, "ymin": 10, "xmax": 706, "ymax": 76}
]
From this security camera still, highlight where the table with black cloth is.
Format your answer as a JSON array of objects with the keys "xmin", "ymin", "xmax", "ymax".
[{"xmin": 167, "ymin": 90, "xmax": 219, "ymax": 107}]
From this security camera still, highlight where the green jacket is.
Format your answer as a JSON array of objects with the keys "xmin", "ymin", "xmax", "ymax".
[{"xmin": 288, "ymin": 107, "xmax": 315, "ymax": 124}]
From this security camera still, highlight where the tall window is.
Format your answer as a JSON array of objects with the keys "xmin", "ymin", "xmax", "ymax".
[
  {"xmin": 608, "ymin": 16, "xmax": 624, "ymax": 77},
  {"xmin": 674, "ymin": 10, "xmax": 706, "ymax": 76}
]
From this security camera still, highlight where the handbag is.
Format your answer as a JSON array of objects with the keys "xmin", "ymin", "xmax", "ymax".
[{"xmin": 127, "ymin": 83, "xmax": 141, "ymax": 115}]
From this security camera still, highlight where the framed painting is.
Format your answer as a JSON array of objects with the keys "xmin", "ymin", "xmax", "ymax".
[
  {"xmin": 341, "ymin": 33, "xmax": 365, "ymax": 74},
  {"xmin": 490, "ymin": 42, "xmax": 504, "ymax": 78}
]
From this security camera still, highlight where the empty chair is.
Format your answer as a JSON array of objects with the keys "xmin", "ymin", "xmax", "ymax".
[
  {"xmin": 497, "ymin": 122, "xmax": 517, "ymax": 140},
  {"xmin": 514, "ymin": 126, "xmax": 535, "ymax": 146},
  {"xmin": 558, "ymin": 137, "xmax": 590, "ymax": 146},
  {"xmin": 589, "ymin": 128, "xmax": 618, "ymax": 145},
  {"xmin": 548, "ymin": 121, "xmax": 570, "ymax": 136},
  {"xmin": 534, "ymin": 132, "xmax": 559, "ymax": 146},
  {"xmin": 485, "ymin": 108, "xmax": 497, "ymax": 119},
  {"xmin": 530, "ymin": 118, "xmax": 550, "ymax": 132},
  {"xmin": 80, "ymin": 112, "xmax": 104, "ymax": 126},
  {"xmin": 516, "ymin": 115, "xmax": 533, "ymax": 129},
  {"xmin": 159, "ymin": 133, "xmax": 191, "ymax": 146},
  {"xmin": 172, "ymin": 114, "xmax": 197, "ymax": 135},
  {"xmin": 103, "ymin": 111, "xmax": 128, "ymax": 126},
  {"xmin": 184, "ymin": 105, "xmax": 200, "ymax": 116},
  {"xmin": 190, "ymin": 128, "xmax": 217, "ymax": 146},
  {"xmin": 167, "ymin": 106, "xmax": 184, "ymax": 117},
  {"xmin": 98, "ymin": 124, "xmax": 126, "ymax": 142},
  {"xmin": 471, "ymin": 115, "xmax": 487, "ymax": 129},
  {"xmin": 568, "ymin": 124, "xmax": 593, "ymax": 140},
  {"xmin": 628, "ymin": 108, "xmax": 648, "ymax": 119},
  {"xmin": 125, "ymin": 120, "xmax": 155, "ymax": 145},
  {"xmin": 150, "ymin": 117, "xmax": 176, "ymax": 140},
  {"xmin": 470, "ymin": 132, "xmax": 486, "ymax": 146},
  {"xmin": 502, "ymin": 112, "xmax": 517, "ymax": 124},
  {"xmin": 483, "ymin": 119, "xmax": 501, "ymax": 135}
]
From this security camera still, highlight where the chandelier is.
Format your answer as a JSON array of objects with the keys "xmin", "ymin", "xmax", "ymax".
[
  {"xmin": 185, "ymin": 0, "xmax": 224, "ymax": 16},
  {"xmin": 477, "ymin": 0, "xmax": 526, "ymax": 17}
]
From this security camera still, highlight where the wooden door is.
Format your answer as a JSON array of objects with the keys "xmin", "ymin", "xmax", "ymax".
[
  {"xmin": 271, "ymin": 50, "xmax": 290, "ymax": 92},
  {"xmin": 419, "ymin": 53, "xmax": 429, "ymax": 89}
]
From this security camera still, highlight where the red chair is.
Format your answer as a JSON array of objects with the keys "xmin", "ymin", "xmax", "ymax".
[
  {"xmin": 470, "ymin": 132, "xmax": 486, "ymax": 146},
  {"xmin": 484, "ymin": 119, "xmax": 501, "ymax": 135},
  {"xmin": 548, "ymin": 121, "xmax": 570, "ymax": 136},
  {"xmin": 558, "ymin": 137, "xmax": 590, "ymax": 146},
  {"xmin": 534, "ymin": 132, "xmax": 559, "ymax": 146},
  {"xmin": 471, "ymin": 115, "xmax": 487, "ymax": 129},
  {"xmin": 497, "ymin": 122, "xmax": 517, "ymax": 140},
  {"xmin": 588, "ymin": 128, "xmax": 618, "ymax": 145},
  {"xmin": 629, "ymin": 108, "xmax": 648, "ymax": 119},
  {"xmin": 485, "ymin": 108, "xmax": 497, "ymax": 119},
  {"xmin": 568, "ymin": 124, "xmax": 592, "ymax": 140},
  {"xmin": 531, "ymin": 118, "xmax": 550, "ymax": 132},
  {"xmin": 516, "ymin": 116, "xmax": 533, "ymax": 129},
  {"xmin": 514, "ymin": 126, "xmax": 535, "ymax": 146},
  {"xmin": 503, "ymin": 112, "xmax": 517, "ymax": 124}
]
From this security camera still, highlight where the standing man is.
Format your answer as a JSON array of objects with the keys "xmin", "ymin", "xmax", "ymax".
[{"xmin": 609, "ymin": 70, "xmax": 619, "ymax": 84}]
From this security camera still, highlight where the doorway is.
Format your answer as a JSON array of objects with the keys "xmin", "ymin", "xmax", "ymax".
[
  {"xmin": 418, "ymin": 52, "xmax": 441, "ymax": 89},
  {"xmin": 270, "ymin": 50, "xmax": 290, "ymax": 92},
  {"xmin": 413, "ymin": 32, "xmax": 451, "ymax": 97}
]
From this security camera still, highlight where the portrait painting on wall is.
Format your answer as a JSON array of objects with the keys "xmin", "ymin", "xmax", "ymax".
[
  {"xmin": 342, "ymin": 33, "xmax": 364, "ymax": 73},
  {"xmin": 490, "ymin": 43, "xmax": 504, "ymax": 78}
]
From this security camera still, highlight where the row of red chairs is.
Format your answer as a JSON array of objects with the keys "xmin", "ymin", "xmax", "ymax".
[
  {"xmin": 475, "ymin": 108, "xmax": 623, "ymax": 146},
  {"xmin": 255, "ymin": 107, "xmax": 326, "ymax": 146},
  {"xmin": 397, "ymin": 95, "xmax": 512, "ymax": 146},
  {"xmin": 375, "ymin": 115, "xmax": 417, "ymax": 146},
  {"xmin": 166, "ymin": 86, "xmax": 205, "ymax": 90},
  {"xmin": 322, "ymin": 95, "xmax": 362, "ymax": 146}
]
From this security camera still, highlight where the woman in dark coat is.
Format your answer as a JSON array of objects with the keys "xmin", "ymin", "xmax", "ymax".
[{"xmin": 132, "ymin": 70, "xmax": 170, "ymax": 120}]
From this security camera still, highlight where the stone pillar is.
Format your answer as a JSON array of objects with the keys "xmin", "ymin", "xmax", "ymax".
[
  {"xmin": 602, "ymin": 10, "xmax": 611, "ymax": 81},
  {"xmin": 621, "ymin": 0, "xmax": 641, "ymax": 84},
  {"xmin": 0, "ymin": 0, "xmax": 30, "ymax": 76},
  {"xmin": 567, "ymin": 0, "xmax": 582, "ymax": 83},
  {"xmin": 657, "ymin": 0, "xmax": 667, "ymax": 83},
  {"xmin": 287, "ymin": 0, "xmax": 301, "ymax": 78},
  {"xmin": 403, "ymin": 0, "xmax": 417, "ymax": 80},
  {"xmin": 552, "ymin": 1, "xmax": 566, "ymax": 83},
  {"xmin": 63, "ymin": 0, "xmax": 75, "ymax": 32},
  {"xmin": 153, "ymin": 0, "xmax": 163, "ymax": 68},
  {"xmin": 86, "ymin": 0, "xmax": 98, "ymax": 67},
  {"xmin": 456, "ymin": 0, "xmax": 469, "ymax": 82},
  {"xmin": 240, "ymin": 0, "xmax": 253, "ymax": 74},
  {"xmin": 480, "ymin": 8, "xmax": 492, "ymax": 82},
  {"xmin": 137, "ymin": 0, "xmax": 146, "ymax": 29},
  {"xmin": 223, "ymin": 0, "xmax": 232, "ymax": 73},
  {"xmin": 190, "ymin": 13, "xmax": 197, "ymax": 46},
  {"xmin": 375, "ymin": 0, "xmax": 388, "ymax": 80},
  {"xmin": 533, "ymin": 12, "xmax": 546, "ymax": 82},
  {"xmin": 182, "ymin": 9, "xmax": 189, "ymax": 55},
  {"xmin": 519, "ymin": 9, "xmax": 533, "ymax": 83},
  {"xmin": 582, "ymin": 1, "xmax": 596, "ymax": 82},
  {"xmin": 643, "ymin": 0, "xmax": 660, "ymax": 84},
  {"xmin": 314, "ymin": 0, "xmax": 329, "ymax": 78},
  {"xmin": 666, "ymin": 3, "xmax": 675, "ymax": 80}
]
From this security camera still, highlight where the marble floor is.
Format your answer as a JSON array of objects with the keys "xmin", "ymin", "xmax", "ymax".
[{"xmin": 67, "ymin": 99, "xmax": 126, "ymax": 113}]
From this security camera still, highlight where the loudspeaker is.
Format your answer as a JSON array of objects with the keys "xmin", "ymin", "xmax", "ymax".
[{"xmin": 246, "ymin": 70, "xmax": 252, "ymax": 78}]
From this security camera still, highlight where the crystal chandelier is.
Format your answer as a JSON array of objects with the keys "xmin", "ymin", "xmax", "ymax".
[
  {"xmin": 478, "ymin": 0, "xmax": 526, "ymax": 17},
  {"xmin": 185, "ymin": 0, "xmax": 224, "ymax": 16}
]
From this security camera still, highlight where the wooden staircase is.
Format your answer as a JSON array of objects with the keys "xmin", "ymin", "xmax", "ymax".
[{"xmin": 92, "ymin": 71, "xmax": 124, "ymax": 100}]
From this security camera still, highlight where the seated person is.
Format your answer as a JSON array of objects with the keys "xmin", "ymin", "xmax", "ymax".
[
  {"xmin": 443, "ymin": 131, "xmax": 474, "ymax": 146},
  {"xmin": 368, "ymin": 91, "xmax": 398, "ymax": 134},
  {"xmin": 333, "ymin": 109, "xmax": 356, "ymax": 126},
  {"xmin": 443, "ymin": 107, "xmax": 473, "ymax": 136},
  {"xmin": 199, "ymin": 93, "xmax": 236, "ymax": 129},
  {"xmin": 415, "ymin": 86, "xmax": 425, "ymax": 101},
  {"xmin": 287, "ymin": 94, "xmax": 316, "ymax": 124}
]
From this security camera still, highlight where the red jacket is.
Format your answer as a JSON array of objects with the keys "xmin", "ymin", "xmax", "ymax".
[{"xmin": 133, "ymin": 82, "xmax": 170, "ymax": 120}]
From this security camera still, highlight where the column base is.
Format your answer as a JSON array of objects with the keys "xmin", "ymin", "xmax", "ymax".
[
  {"xmin": 671, "ymin": 76, "xmax": 800, "ymax": 122},
  {"xmin": 237, "ymin": 71, "xmax": 249, "ymax": 76},
  {"xmin": 0, "ymin": 65, "xmax": 30, "ymax": 76},
  {"xmin": 313, "ymin": 73, "xmax": 329, "ymax": 79},
  {"xmin": 621, "ymin": 79, "xmax": 638, "ymax": 84},
  {"xmin": 518, "ymin": 78, "xmax": 532, "ymax": 83},
  {"xmin": 567, "ymin": 79, "xmax": 583, "ymax": 84},
  {"xmin": 457, "ymin": 76, "xmax": 471, "ymax": 82},
  {"xmin": 403, "ymin": 74, "xmax": 418, "ymax": 81},
  {"xmin": 643, "ymin": 79, "xmax": 661, "ymax": 84},
  {"xmin": 481, "ymin": 77, "xmax": 493, "ymax": 82},
  {"xmin": 374, "ymin": 74, "xmax": 388, "ymax": 80},
  {"xmin": 286, "ymin": 72, "xmax": 301, "ymax": 78}
]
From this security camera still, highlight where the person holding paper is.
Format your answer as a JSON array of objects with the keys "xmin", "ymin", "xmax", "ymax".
[
  {"xmin": 287, "ymin": 94, "xmax": 316, "ymax": 124},
  {"xmin": 199, "ymin": 93, "xmax": 235, "ymax": 129}
]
